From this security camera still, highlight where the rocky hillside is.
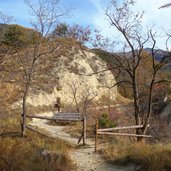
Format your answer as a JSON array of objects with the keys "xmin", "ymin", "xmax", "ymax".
[{"xmin": 11, "ymin": 38, "xmax": 117, "ymax": 110}]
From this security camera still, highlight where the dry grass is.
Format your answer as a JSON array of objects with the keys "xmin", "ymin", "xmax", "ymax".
[
  {"xmin": 27, "ymin": 104, "xmax": 54, "ymax": 115},
  {"xmin": 0, "ymin": 116, "xmax": 75, "ymax": 171},
  {"xmin": 103, "ymin": 142, "xmax": 171, "ymax": 171},
  {"xmin": 64, "ymin": 122, "xmax": 95, "ymax": 140}
]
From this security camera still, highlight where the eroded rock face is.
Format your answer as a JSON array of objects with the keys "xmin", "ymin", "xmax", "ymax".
[{"xmin": 13, "ymin": 49, "xmax": 117, "ymax": 107}]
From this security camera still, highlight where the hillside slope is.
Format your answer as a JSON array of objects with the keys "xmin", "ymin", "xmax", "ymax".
[{"xmin": 10, "ymin": 39, "xmax": 117, "ymax": 110}]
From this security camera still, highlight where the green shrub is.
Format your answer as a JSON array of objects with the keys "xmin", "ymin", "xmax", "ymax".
[
  {"xmin": 2, "ymin": 25, "xmax": 41, "ymax": 48},
  {"xmin": 98, "ymin": 113, "xmax": 116, "ymax": 128}
]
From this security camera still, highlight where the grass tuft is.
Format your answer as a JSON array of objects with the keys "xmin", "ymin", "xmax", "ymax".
[
  {"xmin": 103, "ymin": 142, "xmax": 171, "ymax": 171},
  {"xmin": 0, "ymin": 115, "xmax": 75, "ymax": 171}
]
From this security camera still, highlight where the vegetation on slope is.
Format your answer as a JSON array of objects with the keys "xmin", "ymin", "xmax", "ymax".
[
  {"xmin": 0, "ymin": 24, "xmax": 40, "ymax": 47},
  {"xmin": 103, "ymin": 142, "xmax": 171, "ymax": 171},
  {"xmin": 0, "ymin": 116, "xmax": 74, "ymax": 171}
]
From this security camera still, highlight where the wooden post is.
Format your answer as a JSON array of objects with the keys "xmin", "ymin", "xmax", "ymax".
[
  {"xmin": 83, "ymin": 116, "xmax": 86, "ymax": 145},
  {"xmin": 95, "ymin": 119, "xmax": 98, "ymax": 152},
  {"xmin": 21, "ymin": 113, "xmax": 26, "ymax": 137}
]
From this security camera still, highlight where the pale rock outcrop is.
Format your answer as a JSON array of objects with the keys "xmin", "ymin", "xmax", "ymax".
[{"xmin": 13, "ymin": 49, "xmax": 117, "ymax": 107}]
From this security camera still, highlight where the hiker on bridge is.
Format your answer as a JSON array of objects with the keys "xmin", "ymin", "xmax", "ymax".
[{"xmin": 55, "ymin": 97, "xmax": 61, "ymax": 113}]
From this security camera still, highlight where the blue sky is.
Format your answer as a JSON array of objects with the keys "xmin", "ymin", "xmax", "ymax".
[
  {"xmin": 0, "ymin": 0, "xmax": 100, "ymax": 27},
  {"xmin": 0, "ymin": 0, "xmax": 171, "ymax": 49},
  {"xmin": 0, "ymin": 0, "xmax": 30, "ymax": 26}
]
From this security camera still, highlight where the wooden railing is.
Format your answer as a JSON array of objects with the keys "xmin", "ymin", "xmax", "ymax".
[
  {"xmin": 95, "ymin": 119, "xmax": 152, "ymax": 152},
  {"xmin": 26, "ymin": 113, "xmax": 86, "ymax": 145},
  {"xmin": 26, "ymin": 113, "xmax": 83, "ymax": 122}
]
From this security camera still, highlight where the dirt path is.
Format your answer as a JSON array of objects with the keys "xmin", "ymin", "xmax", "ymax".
[
  {"xmin": 29, "ymin": 114, "xmax": 135, "ymax": 171},
  {"xmin": 70, "ymin": 146, "xmax": 134, "ymax": 171}
]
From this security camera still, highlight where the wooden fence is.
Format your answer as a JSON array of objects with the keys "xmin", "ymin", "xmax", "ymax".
[
  {"xmin": 95, "ymin": 119, "xmax": 152, "ymax": 152},
  {"xmin": 26, "ymin": 113, "xmax": 87, "ymax": 145}
]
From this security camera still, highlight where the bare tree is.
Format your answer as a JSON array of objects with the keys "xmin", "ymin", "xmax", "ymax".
[
  {"xmin": 9, "ymin": 0, "xmax": 71, "ymax": 137},
  {"xmin": 67, "ymin": 81, "xmax": 80, "ymax": 113},
  {"xmin": 80, "ymin": 87, "xmax": 98, "ymax": 116},
  {"xmin": 103, "ymin": 0, "xmax": 170, "ymax": 141},
  {"xmin": 0, "ymin": 12, "xmax": 14, "ymax": 24},
  {"xmin": 67, "ymin": 81, "xmax": 98, "ymax": 115}
]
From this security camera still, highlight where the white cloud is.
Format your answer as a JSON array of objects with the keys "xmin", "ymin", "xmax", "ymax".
[
  {"xmin": 134, "ymin": 0, "xmax": 171, "ymax": 29},
  {"xmin": 89, "ymin": 0, "xmax": 103, "ymax": 11},
  {"xmin": 90, "ymin": 0, "xmax": 171, "ymax": 50}
]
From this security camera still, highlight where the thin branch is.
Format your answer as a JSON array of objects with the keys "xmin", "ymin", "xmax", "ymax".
[
  {"xmin": 99, "ymin": 80, "xmax": 133, "ymax": 89},
  {"xmin": 154, "ymin": 80, "xmax": 170, "ymax": 84},
  {"xmin": 79, "ymin": 66, "xmax": 116, "ymax": 76},
  {"xmin": 159, "ymin": 3, "xmax": 171, "ymax": 9}
]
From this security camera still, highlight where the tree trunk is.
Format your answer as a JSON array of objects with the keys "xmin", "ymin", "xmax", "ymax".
[
  {"xmin": 132, "ymin": 80, "xmax": 142, "ymax": 142},
  {"xmin": 136, "ymin": 128, "xmax": 144, "ymax": 142},
  {"xmin": 108, "ymin": 89, "xmax": 111, "ymax": 117},
  {"xmin": 142, "ymin": 77, "xmax": 155, "ymax": 137},
  {"xmin": 21, "ymin": 82, "xmax": 30, "ymax": 137},
  {"xmin": 73, "ymin": 95, "xmax": 79, "ymax": 113}
]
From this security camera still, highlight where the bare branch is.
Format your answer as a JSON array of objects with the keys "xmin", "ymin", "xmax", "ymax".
[
  {"xmin": 99, "ymin": 80, "xmax": 133, "ymax": 89},
  {"xmin": 79, "ymin": 66, "xmax": 116, "ymax": 76},
  {"xmin": 159, "ymin": 3, "xmax": 171, "ymax": 9}
]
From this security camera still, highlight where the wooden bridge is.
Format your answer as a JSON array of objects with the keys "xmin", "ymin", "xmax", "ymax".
[{"xmin": 26, "ymin": 112, "xmax": 86, "ymax": 145}]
